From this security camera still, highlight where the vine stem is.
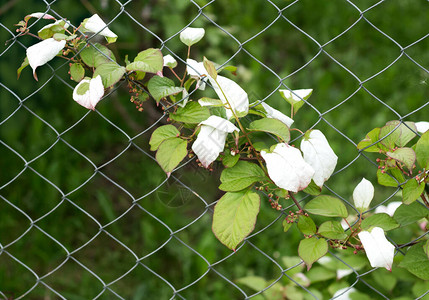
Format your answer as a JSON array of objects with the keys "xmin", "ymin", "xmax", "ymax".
[
  {"xmin": 289, "ymin": 193, "xmax": 303, "ymax": 211},
  {"xmin": 421, "ymin": 193, "xmax": 429, "ymax": 208}
]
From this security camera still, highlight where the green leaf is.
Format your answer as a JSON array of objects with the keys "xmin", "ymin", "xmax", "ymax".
[
  {"xmin": 203, "ymin": 57, "xmax": 217, "ymax": 80},
  {"xmin": 379, "ymin": 124, "xmax": 402, "ymax": 150},
  {"xmin": 212, "ymin": 190, "xmax": 261, "ymax": 250},
  {"xmin": 424, "ymin": 240, "xmax": 429, "ymax": 260},
  {"xmin": 297, "ymin": 215, "xmax": 317, "ymax": 235},
  {"xmin": 318, "ymin": 221, "xmax": 348, "ymax": 240},
  {"xmin": 222, "ymin": 150, "xmax": 240, "ymax": 168},
  {"xmin": 402, "ymin": 179, "xmax": 425, "ymax": 205},
  {"xmin": 385, "ymin": 121, "xmax": 417, "ymax": 147},
  {"xmin": 198, "ymin": 97, "xmax": 224, "ymax": 107},
  {"xmin": 69, "ymin": 63, "xmax": 85, "ymax": 82},
  {"xmin": 304, "ymin": 195, "xmax": 348, "ymax": 218},
  {"xmin": 17, "ymin": 56, "xmax": 29, "ymax": 79},
  {"xmin": 79, "ymin": 43, "xmax": 116, "ymax": 68},
  {"xmin": 357, "ymin": 128, "xmax": 381, "ymax": 152},
  {"xmin": 361, "ymin": 213, "xmax": 399, "ymax": 231},
  {"xmin": 170, "ymin": 101, "xmax": 210, "ymax": 124},
  {"xmin": 248, "ymin": 118, "xmax": 290, "ymax": 143},
  {"xmin": 283, "ymin": 218, "xmax": 293, "ymax": 233},
  {"xmin": 38, "ymin": 20, "xmax": 66, "ymax": 39},
  {"xmin": 75, "ymin": 79, "xmax": 90, "ymax": 95},
  {"xmin": 399, "ymin": 245, "xmax": 429, "ymax": 280},
  {"xmin": 298, "ymin": 237, "xmax": 328, "ymax": 270},
  {"xmin": 386, "ymin": 147, "xmax": 416, "ymax": 171},
  {"xmin": 235, "ymin": 276, "xmax": 267, "ymax": 292},
  {"xmin": 219, "ymin": 161, "xmax": 266, "ymax": 192},
  {"xmin": 303, "ymin": 180, "xmax": 322, "ymax": 196},
  {"xmin": 393, "ymin": 201, "xmax": 429, "ymax": 226},
  {"xmin": 53, "ymin": 33, "xmax": 76, "ymax": 41},
  {"xmin": 390, "ymin": 168, "xmax": 406, "ymax": 184},
  {"xmin": 155, "ymin": 138, "xmax": 187, "ymax": 175},
  {"xmin": 147, "ymin": 76, "xmax": 183, "ymax": 103},
  {"xmin": 93, "ymin": 62, "xmax": 126, "ymax": 88},
  {"xmin": 279, "ymin": 89, "xmax": 311, "ymax": 115},
  {"xmin": 306, "ymin": 266, "xmax": 336, "ymax": 283},
  {"xmin": 415, "ymin": 131, "xmax": 429, "ymax": 169},
  {"xmin": 126, "ymin": 48, "xmax": 163, "ymax": 74},
  {"xmin": 149, "ymin": 125, "xmax": 180, "ymax": 151},
  {"xmin": 377, "ymin": 169, "xmax": 398, "ymax": 187}
]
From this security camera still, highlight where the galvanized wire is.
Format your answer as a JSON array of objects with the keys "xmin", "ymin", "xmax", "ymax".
[{"xmin": 1, "ymin": 0, "xmax": 429, "ymax": 299}]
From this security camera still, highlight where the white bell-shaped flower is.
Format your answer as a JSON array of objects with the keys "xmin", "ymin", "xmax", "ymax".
[
  {"xmin": 192, "ymin": 116, "xmax": 239, "ymax": 168},
  {"xmin": 260, "ymin": 102, "xmax": 294, "ymax": 127},
  {"xmin": 415, "ymin": 121, "xmax": 429, "ymax": 133},
  {"xmin": 83, "ymin": 14, "xmax": 117, "ymax": 43},
  {"xmin": 180, "ymin": 27, "xmax": 205, "ymax": 46},
  {"xmin": 279, "ymin": 89, "xmax": 313, "ymax": 104},
  {"xmin": 358, "ymin": 227, "xmax": 395, "ymax": 271},
  {"xmin": 72, "ymin": 75, "xmax": 105, "ymax": 110},
  {"xmin": 26, "ymin": 38, "xmax": 66, "ymax": 80},
  {"xmin": 208, "ymin": 75, "xmax": 249, "ymax": 120},
  {"xmin": 300, "ymin": 130, "xmax": 338, "ymax": 188},
  {"xmin": 375, "ymin": 201, "xmax": 401, "ymax": 217},
  {"xmin": 261, "ymin": 143, "xmax": 314, "ymax": 193},
  {"xmin": 163, "ymin": 54, "xmax": 177, "ymax": 68},
  {"xmin": 353, "ymin": 178, "xmax": 374, "ymax": 212},
  {"xmin": 186, "ymin": 58, "xmax": 207, "ymax": 90}
]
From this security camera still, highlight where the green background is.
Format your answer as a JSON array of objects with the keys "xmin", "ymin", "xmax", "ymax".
[{"xmin": 0, "ymin": 0, "xmax": 428, "ymax": 299}]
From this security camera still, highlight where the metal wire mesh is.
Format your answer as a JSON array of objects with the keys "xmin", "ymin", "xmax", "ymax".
[{"xmin": 1, "ymin": 0, "xmax": 429, "ymax": 299}]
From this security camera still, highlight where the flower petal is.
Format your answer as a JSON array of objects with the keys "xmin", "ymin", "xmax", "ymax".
[
  {"xmin": 358, "ymin": 227, "xmax": 395, "ymax": 271},
  {"xmin": 25, "ymin": 12, "xmax": 55, "ymax": 21},
  {"xmin": 301, "ymin": 130, "xmax": 338, "ymax": 188},
  {"xmin": 191, "ymin": 116, "xmax": 239, "ymax": 168},
  {"xmin": 333, "ymin": 287, "xmax": 356, "ymax": 300},
  {"xmin": 261, "ymin": 143, "xmax": 314, "ymax": 193},
  {"xmin": 353, "ymin": 178, "xmax": 374, "ymax": 212},
  {"xmin": 186, "ymin": 58, "xmax": 207, "ymax": 77},
  {"xmin": 209, "ymin": 75, "xmax": 249, "ymax": 120},
  {"xmin": 180, "ymin": 27, "xmax": 205, "ymax": 46},
  {"xmin": 279, "ymin": 88, "xmax": 313, "ymax": 104},
  {"xmin": 415, "ymin": 121, "xmax": 429, "ymax": 133},
  {"xmin": 261, "ymin": 102, "xmax": 294, "ymax": 127},
  {"xmin": 163, "ymin": 54, "xmax": 177, "ymax": 68},
  {"xmin": 26, "ymin": 38, "xmax": 66, "ymax": 79},
  {"xmin": 83, "ymin": 14, "xmax": 117, "ymax": 43},
  {"xmin": 73, "ymin": 75, "xmax": 104, "ymax": 110},
  {"xmin": 375, "ymin": 201, "xmax": 401, "ymax": 217},
  {"xmin": 200, "ymin": 115, "xmax": 239, "ymax": 133}
]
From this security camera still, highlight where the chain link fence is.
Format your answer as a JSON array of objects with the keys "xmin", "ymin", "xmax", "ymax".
[{"xmin": 1, "ymin": 0, "xmax": 429, "ymax": 299}]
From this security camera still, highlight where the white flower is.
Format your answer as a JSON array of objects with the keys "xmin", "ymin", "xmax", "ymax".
[
  {"xmin": 209, "ymin": 75, "xmax": 249, "ymax": 120},
  {"xmin": 38, "ymin": 19, "xmax": 69, "ymax": 34},
  {"xmin": 337, "ymin": 269, "xmax": 353, "ymax": 279},
  {"xmin": 72, "ymin": 76, "xmax": 104, "ymax": 110},
  {"xmin": 279, "ymin": 89, "xmax": 313, "ymax": 104},
  {"xmin": 353, "ymin": 178, "xmax": 374, "ymax": 212},
  {"xmin": 358, "ymin": 227, "xmax": 395, "ymax": 271},
  {"xmin": 415, "ymin": 121, "xmax": 429, "ymax": 133},
  {"xmin": 192, "ymin": 116, "xmax": 239, "ymax": 168},
  {"xmin": 375, "ymin": 201, "xmax": 401, "ymax": 217},
  {"xmin": 300, "ymin": 130, "xmax": 338, "ymax": 188},
  {"xmin": 333, "ymin": 287, "xmax": 356, "ymax": 300},
  {"xmin": 25, "ymin": 12, "xmax": 55, "ymax": 21},
  {"xmin": 163, "ymin": 54, "xmax": 177, "ymax": 68},
  {"xmin": 83, "ymin": 14, "xmax": 117, "ymax": 43},
  {"xmin": 186, "ymin": 59, "xmax": 207, "ymax": 90},
  {"xmin": 180, "ymin": 27, "xmax": 205, "ymax": 46},
  {"xmin": 261, "ymin": 143, "xmax": 314, "ymax": 193},
  {"xmin": 261, "ymin": 102, "xmax": 294, "ymax": 127},
  {"xmin": 26, "ymin": 38, "xmax": 66, "ymax": 80}
]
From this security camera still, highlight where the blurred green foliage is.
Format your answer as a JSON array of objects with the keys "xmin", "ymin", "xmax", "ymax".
[{"xmin": 0, "ymin": 0, "xmax": 428, "ymax": 299}]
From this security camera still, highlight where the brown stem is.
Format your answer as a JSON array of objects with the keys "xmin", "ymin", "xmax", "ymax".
[
  {"xmin": 289, "ymin": 193, "xmax": 303, "ymax": 211},
  {"xmin": 421, "ymin": 193, "xmax": 429, "ymax": 208},
  {"xmin": 169, "ymin": 67, "xmax": 182, "ymax": 81}
]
